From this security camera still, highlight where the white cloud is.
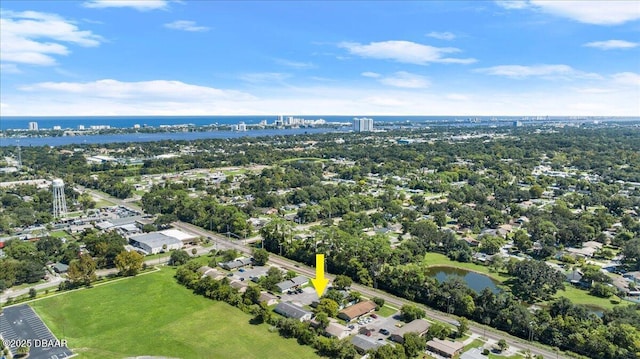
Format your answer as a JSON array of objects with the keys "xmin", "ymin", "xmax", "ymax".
[
  {"xmin": 377, "ymin": 72, "xmax": 430, "ymax": 89},
  {"xmin": 495, "ymin": 0, "xmax": 529, "ymax": 10},
  {"xmin": 426, "ymin": 31, "xmax": 456, "ymax": 41},
  {"xmin": 239, "ymin": 72, "xmax": 291, "ymax": 84},
  {"xmin": 612, "ymin": 72, "xmax": 640, "ymax": 87},
  {"xmin": 20, "ymin": 79, "xmax": 253, "ymax": 101},
  {"xmin": 475, "ymin": 64, "xmax": 601, "ymax": 80},
  {"xmin": 164, "ymin": 20, "xmax": 209, "ymax": 32},
  {"xmin": 496, "ymin": 1, "xmax": 640, "ymax": 25},
  {"xmin": 339, "ymin": 40, "xmax": 476, "ymax": 65},
  {"xmin": 445, "ymin": 93, "xmax": 470, "ymax": 101},
  {"xmin": 274, "ymin": 58, "xmax": 315, "ymax": 69},
  {"xmin": 0, "ymin": 10, "xmax": 102, "ymax": 67},
  {"xmin": 83, "ymin": 0, "xmax": 168, "ymax": 11},
  {"xmin": 584, "ymin": 40, "xmax": 638, "ymax": 50},
  {"xmin": 361, "ymin": 72, "xmax": 381, "ymax": 78},
  {"xmin": 0, "ymin": 63, "xmax": 21, "ymax": 74}
]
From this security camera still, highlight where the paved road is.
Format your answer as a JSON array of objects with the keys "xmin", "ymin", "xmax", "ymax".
[
  {"xmin": 80, "ymin": 188, "xmax": 568, "ymax": 359},
  {"xmin": 174, "ymin": 220, "xmax": 567, "ymax": 359}
]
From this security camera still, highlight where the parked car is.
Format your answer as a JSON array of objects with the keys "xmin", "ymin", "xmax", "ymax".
[
  {"xmin": 379, "ymin": 328, "xmax": 390, "ymax": 335},
  {"xmin": 371, "ymin": 314, "xmax": 378, "ymax": 319}
]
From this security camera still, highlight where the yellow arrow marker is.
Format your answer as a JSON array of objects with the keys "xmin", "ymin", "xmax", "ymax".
[{"xmin": 311, "ymin": 253, "xmax": 329, "ymax": 297}]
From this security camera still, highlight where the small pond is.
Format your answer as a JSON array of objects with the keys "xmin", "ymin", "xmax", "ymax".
[{"xmin": 426, "ymin": 266, "xmax": 501, "ymax": 294}]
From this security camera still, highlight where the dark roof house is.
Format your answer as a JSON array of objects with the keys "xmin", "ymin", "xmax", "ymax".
[{"xmin": 274, "ymin": 302, "xmax": 313, "ymax": 321}]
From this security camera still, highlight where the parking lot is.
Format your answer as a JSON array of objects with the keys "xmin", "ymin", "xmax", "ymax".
[
  {"xmin": 279, "ymin": 286, "xmax": 318, "ymax": 306},
  {"xmin": 350, "ymin": 311, "xmax": 403, "ymax": 343},
  {"xmin": 0, "ymin": 305, "xmax": 73, "ymax": 359}
]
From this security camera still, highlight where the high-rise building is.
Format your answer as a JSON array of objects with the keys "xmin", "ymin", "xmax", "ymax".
[
  {"xmin": 52, "ymin": 178, "xmax": 68, "ymax": 218},
  {"xmin": 352, "ymin": 117, "xmax": 374, "ymax": 132},
  {"xmin": 28, "ymin": 122, "xmax": 39, "ymax": 131}
]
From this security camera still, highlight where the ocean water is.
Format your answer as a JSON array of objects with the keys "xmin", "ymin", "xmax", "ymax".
[
  {"xmin": 0, "ymin": 127, "xmax": 341, "ymax": 147},
  {"xmin": 1, "ymin": 115, "xmax": 636, "ymax": 147},
  {"xmin": 0, "ymin": 115, "xmax": 565, "ymax": 131}
]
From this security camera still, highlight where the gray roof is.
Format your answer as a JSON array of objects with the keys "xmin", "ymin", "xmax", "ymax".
[
  {"xmin": 274, "ymin": 302, "xmax": 312, "ymax": 320},
  {"xmin": 351, "ymin": 334, "xmax": 384, "ymax": 352},
  {"xmin": 276, "ymin": 276, "xmax": 309, "ymax": 292},
  {"xmin": 52, "ymin": 262, "xmax": 69, "ymax": 273},
  {"xmin": 219, "ymin": 257, "xmax": 253, "ymax": 269},
  {"xmin": 390, "ymin": 319, "xmax": 430, "ymax": 342},
  {"xmin": 129, "ymin": 232, "xmax": 182, "ymax": 249},
  {"xmin": 110, "ymin": 215, "xmax": 144, "ymax": 226}
]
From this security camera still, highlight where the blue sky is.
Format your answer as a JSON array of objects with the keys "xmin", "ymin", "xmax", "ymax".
[{"xmin": 1, "ymin": 0, "xmax": 639, "ymax": 116}]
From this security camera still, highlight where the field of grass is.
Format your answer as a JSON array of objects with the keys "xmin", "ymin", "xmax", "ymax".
[
  {"xmin": 423, "ymin": 252, "xmax": 510, "ymax": 282},
  {"xmin": 94, "ymin": 198, "xmax": 116, "ymax": 208},
  {"xmin": 31, "ymin": 268, "xmax": 320, "ymax": 359},
  {"xmin": 552, "ymin": 285, "xmax": 628, "ymax": 310},
  {"xmin": 376, "ymin": 304, "xmax": 398, "ymax": 318},
  {"xmin": 49, "ymin": 230, "xmax": 68, "ymax": 238}
]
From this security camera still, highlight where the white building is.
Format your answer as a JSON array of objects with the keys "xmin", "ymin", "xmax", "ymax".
[
  {"xmin": 352, "ymin": 117, "xmax": 374, "ymax": 132},
  {"xmin": 129, "ymin": 232, "xmax": 182, "ymax": 254},
  {"xmin": 28, "ymin": 122, "xmax": 39, "ymax": 131}
]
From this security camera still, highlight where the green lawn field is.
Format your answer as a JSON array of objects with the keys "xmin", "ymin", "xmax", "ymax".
[{"xmin": 31, "ymin": 268, "xmax": 320, "ymax": 359}]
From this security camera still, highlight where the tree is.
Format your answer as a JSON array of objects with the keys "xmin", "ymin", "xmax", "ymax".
[
  {"xmin": 333, "ymin": 274, "xmax": 353, "ymax": 290},
  {"xmin": 480, "ymin": 235, "xmax": 505, "ymax": 255},
  {"xmin": 169, "ymin": 250, "xmax": 190, "ymax": 266},
  {"xmin": 115, "ymin": 250, "xmax": 144, "ymax": 276},
  {"xmin": 315, "ymin": 311, "xmax": 330, "ymax": 329},
  {"xmin": 373, "ymin": 297, "xmax": 385, "ymax": 309},
  {"xmin": 28, "ymin": 287, "xmax": 37, "ymax": 298},
  {"xmin": 400, "ymin": 304, "xmax": 425, "ymax": 322},
  {"xmin": 191, "ymin": 248, "xmax": 198, "ymax": 256},
  {"xmin": 497, "ymin": 339, "xmax": 509, "ymax": 352},
  {"xmin": 507, "ymin": 259, "xmax": 565, "ymax": 301},
  {"xmin": 402, "ymin": 332, "xmax": 426, "ymax": 358},
  {"xmin": 16, "ymin": 345, "xmax": 30, "ymax": 357},
  {"xmin": 243, "ymin": 285, "xmax": 261, "ymax": 305},
  {"xmin": 622, "ymin": 238, "xmax": 640, "ymax": 270},
  {"xmin": 252, "ymin": 248, "xmax": 270, "ymax": 266},
  {"xmin": 433, "ymin": 211, "xmax": 447, "ymax": 228},
  {"xmin": 370, "ymin": 344, "xmax": 407, "ymax": 359},
  {"xmin": 316, "ymin": 298, "xmax": 339, "ymax": 317},
  {"xmin": 67, "ymin": 254, "xmax": 96, "ymax": 286},
  {"xmin": 426, "ymin": 322, "xmax": 451, "ymax": 340},
  {"xmin": 456, "ymin": 317, "xmax": 469, "ymax": 338}
]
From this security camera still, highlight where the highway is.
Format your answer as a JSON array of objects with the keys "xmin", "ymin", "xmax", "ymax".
[
  {"xmin": 173, "ymin": 221, "xmax": 567, "ymax": 359},
  {"xmin": 79, "ymin": 188, "xmax": 568, "ymax": 358}
]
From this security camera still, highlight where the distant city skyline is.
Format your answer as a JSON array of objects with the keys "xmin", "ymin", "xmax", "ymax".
[{"xmin": 1, "ymin": 1, "xmax": 639, "ymax": 116}]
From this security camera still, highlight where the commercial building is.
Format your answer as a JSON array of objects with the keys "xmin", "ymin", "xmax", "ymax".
[
  {"xmin": 28, "ymin": 122, "xmax": 39, "ymax": 131},
  {"xmin": 129, "ymin": 232, "xmax": 182, "ymax": 254},
  {"xmin": 352, "ymin": 117, "xmax": 374, "ymax": 132}
]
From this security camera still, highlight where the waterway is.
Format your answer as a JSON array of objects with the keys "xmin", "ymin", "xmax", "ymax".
[{"xmin": 426, "ymin": 266, "xmax": 501, "ymax": 294}]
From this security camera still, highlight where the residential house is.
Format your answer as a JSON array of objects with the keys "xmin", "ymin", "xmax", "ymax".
[
  {"xmin": 259, "ymin": 292, "xmax": 278, "ymax": 306},
  {"xmin": 274, "ymin": 302, "xmax": 313, "ymax": 322},
  {"xmin": 338, "ymin": 300, "xmax": 377, "ymax": 322},
  {"xmin": 426, "ymin": 338, "xmax": 464, "ymax": 358},
  {"xmin": 219, "ymin": 257, "xmax": 253, "ymax": 270},
  {"xmin": 350, "ymin": 334, "xmax": 384, "ymax": 354},
  {"xmin": 275, "ymin": 275, "xmax": 309, "ymax": 293},
  {"xmin": 324, "ymin": 322, "xmax": 350, "ymax": 340},
  {"xmin": 389, "ymin": 319, "xmax": 430, "ymax": 344}
]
